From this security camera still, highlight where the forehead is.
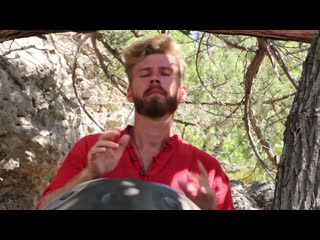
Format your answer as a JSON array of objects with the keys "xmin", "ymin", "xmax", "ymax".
[{"xmin": 134, "ymin": 54, "xmax": 178, "ymax": 72}]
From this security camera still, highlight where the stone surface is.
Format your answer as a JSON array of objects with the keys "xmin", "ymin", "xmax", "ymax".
[
  {"xmin": 230, "ymin": 179, "xmax": 275, "ymax": 210},
  {"xmin": 0, "ymin": 35, "xmax": 83, "ymax": 209}
]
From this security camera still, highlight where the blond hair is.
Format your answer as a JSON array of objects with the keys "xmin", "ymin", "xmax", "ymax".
[{"xmin": 123, "ymin": 34, "xmax": 185, "ymax": 84}]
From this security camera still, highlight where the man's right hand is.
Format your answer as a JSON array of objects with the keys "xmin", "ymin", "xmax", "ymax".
[
  {"xmin": 37, "ymin": 128, "xmax": 129, "ymax": 209},
  {"xmin": 87, "ymin": 128, "xmax": 130, "ymax": 179}
]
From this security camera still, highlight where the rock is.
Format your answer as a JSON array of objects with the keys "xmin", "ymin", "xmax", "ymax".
[
  {"xmin": 247, "ymin": 181, "xmax": 275, "ymax": 210},
  {"xmin": 0, "ymin": 36, "xmax": 82, "ymax": 209},
  {"xmin": 230, "ymin": 179, "xmax": 260, "ymax": 210},
  {"xmin": 230, "ymin": 179, "xmax": 275, "ymax": 210},
  {"xmin": 0, "ymin": 33, "xmax": 128, "ymax": 209}
]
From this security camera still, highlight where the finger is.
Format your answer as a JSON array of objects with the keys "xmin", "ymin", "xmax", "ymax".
[
  {"xmin": 94, "ymin": 140, "xmax": 119, "ymax": 149},
  {"xmin": 178, "ymin": 181, "xmax": 196, "ymax": 200},
  {"xmin": 178, "ymin": 181, "xmax": 189, "ymax": 194},
  {"xmin": 197, "ymin": 161, "xmax": 214, "ymax": 192},
  {"xmin": 116, "ymin": 134, "xmax": 130, "ymax": 158},
  {"xmin": 186, "ymin": 183, "xmax": 197, "ymax": 193},
  {"xmin": 98, "ymin": 130, "xmax": 120, "ymax": 141},
  {"xmin": 118, "ymin": 134, "xmax": 130, "ymax": 149},
  {"xmin": 112, "ymin": 127, "xmax": 123, "ymax": 132},
  {"xmin": 88, "ymin": 146, "xmax": 109, "ymax": 160},
  {"xmin": 198, "ymin": 160, "xmax": 208, "ymax": 179},
  {"xmin": 199, "ymin": 185, "xmax": 210, "ymax": 194},
  {"xmin": 187, "ymin": 172, "xmax": 198, "ymax": 182}
]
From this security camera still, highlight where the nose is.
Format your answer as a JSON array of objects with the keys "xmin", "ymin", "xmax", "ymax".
[
  {"xmin": 149, "ymin": 71, "xmax": 161, "ymax": 85},
  {"xmin": 150, "ymin": 79, "xmax": 160, "ymax": 85}
]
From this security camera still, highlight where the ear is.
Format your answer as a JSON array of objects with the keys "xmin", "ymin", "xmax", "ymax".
[
  {"xmin": 127, "ymin": 86, "xmax": 134, "ymax": 102},
  {"xmin": 178, "ymin": 85, "xmax": 187, "ymax": 102}
]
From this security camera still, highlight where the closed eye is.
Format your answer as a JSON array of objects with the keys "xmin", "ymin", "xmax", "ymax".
[
  {"xmin": 160, "ymin": 67, "xmax": 173, "ymax": 77},
  {"xmin": 139, "ymin": 69, "xmax": 151, "ymax": 78},
  {"xmin": 140, "ymin": 74, "xmax": 151, "ymax": 78},
  {"xmin": 161, "ymin": 72, "xmax": 171, "ymax": 76}
]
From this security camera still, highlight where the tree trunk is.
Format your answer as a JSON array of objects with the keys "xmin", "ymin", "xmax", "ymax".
[{"xmin": 273, "ymin": 33, "xmax": 320, "ymax": 209}]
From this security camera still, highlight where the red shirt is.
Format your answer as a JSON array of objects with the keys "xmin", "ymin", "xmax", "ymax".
[{"xmin": 37, "ymin": 125, "xmax": 234, "ymax": 210}]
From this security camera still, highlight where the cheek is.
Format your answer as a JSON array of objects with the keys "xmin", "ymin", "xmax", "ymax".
[
  {"xmin": 131, "ymin": 82, "xmax": 146, "ymax": 96},
  {"xmin": 167, "ymin": 82, "xmax": 180, "ymax": 94},
  {"xmin": 133, "ymin": 78, "xmax": 148, "ymax": 88}
]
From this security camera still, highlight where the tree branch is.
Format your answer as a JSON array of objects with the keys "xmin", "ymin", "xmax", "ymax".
[
  {"xmin": 263, "ymin": 93, "xmax": 296, "ymax": 104},
  {"xmin": 195, "ymin": 33, "xmax": 216, "ymax": 100},
  {"xmin": 71, "ymin": 33, "xmax": 105, "ymax": 131},
  {"xmin": 0, "ymin": 30, "xmax": 94, "ymax": 43},
  {"xmin": 95, "ymin": 32, "xmax": 123, "ymax": 65},
  {"xmin": 184, "ymin": 100, "xmax": 242, "ymax": 107},
  {"xmin": 214, "ymin": 34, "xmax": 256, "ymax": 52},
  {"xmin": 243, "ymin": 38, "xmax": 276, "ymax": 178},
  {"xmin": 90, "ymin": 33, "xmax": 127, "ymax": 96},
  {"xmin": 174, "ymin": 118, "xmax": 196, "ymax": 126},
  {"xmin": 269, "ymin": 41, "xmax": 299, "ymax": 89},
  {"xmin": 203, "ymin": 30, "xmax": 318, "ymax": 43}
]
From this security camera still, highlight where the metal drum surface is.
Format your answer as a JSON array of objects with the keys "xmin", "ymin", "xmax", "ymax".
[{"xmin": 42, "ymin": 178, "xmax": 200, "ymax": 210}]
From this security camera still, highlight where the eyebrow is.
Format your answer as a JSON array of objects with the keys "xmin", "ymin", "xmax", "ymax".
[
  {"xmin": 138, "ymin": 67, "xmax": 152, "ymax": 72},
  {"xmin": 138, "ymin": 66, "xmax": 173, "ymax": 72},
  {"xmin": 160, "ymin": 67, "xmax": 173, "ymax": 72}
]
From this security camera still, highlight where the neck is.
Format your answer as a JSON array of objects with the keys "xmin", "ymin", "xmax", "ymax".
[{"xmin": 131, "ymin": 113, "xmax": 174, "ymax": 151}]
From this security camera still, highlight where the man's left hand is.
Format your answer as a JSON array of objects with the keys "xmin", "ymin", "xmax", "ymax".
[{"xmin": 178, "ymin": 161, "xmax": 217, "ymax": 210}]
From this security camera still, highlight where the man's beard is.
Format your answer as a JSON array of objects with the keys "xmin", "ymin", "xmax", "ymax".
[{"xmin": 133, "ymin": 90, "xmax": 179, "ymax": 118}]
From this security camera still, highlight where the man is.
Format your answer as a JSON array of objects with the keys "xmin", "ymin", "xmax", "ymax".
[{"xmin": 36, "ymin": 34, "xmax": 234, "ymax": 210}]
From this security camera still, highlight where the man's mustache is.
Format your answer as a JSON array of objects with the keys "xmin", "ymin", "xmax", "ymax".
[{"xmin": 144, "ymin": 86, "xmax": 167, "ymax": 97}]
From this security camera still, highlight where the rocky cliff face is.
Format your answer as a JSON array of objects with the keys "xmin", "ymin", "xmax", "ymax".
[{"xmin": 0, "ymin": 33, "xmax": 126, "ymax": 209}]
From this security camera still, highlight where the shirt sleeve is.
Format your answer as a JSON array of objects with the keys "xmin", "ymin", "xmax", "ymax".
[{"xmin": 211, "ymin": 167, "xmax": 235, "ymax": 210}]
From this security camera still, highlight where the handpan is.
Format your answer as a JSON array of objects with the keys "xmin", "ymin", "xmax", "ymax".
[{"xmin": 42, "ymin": 178, "xmax": 200, "ymax": 210}]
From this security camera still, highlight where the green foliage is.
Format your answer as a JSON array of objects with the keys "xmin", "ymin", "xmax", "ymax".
[{"xmin": 229, "ymin": 166, "xmax": 273, "ymax": 184}]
